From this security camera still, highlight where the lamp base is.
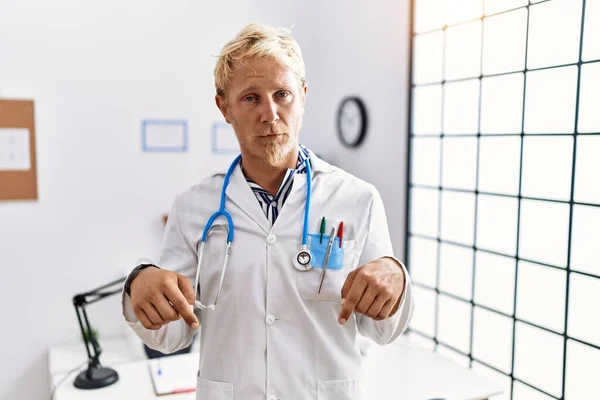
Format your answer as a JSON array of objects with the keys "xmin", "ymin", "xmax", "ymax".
[{"xmin": 74, "ymin": 366, "xmax": 119, "ymax": 389}]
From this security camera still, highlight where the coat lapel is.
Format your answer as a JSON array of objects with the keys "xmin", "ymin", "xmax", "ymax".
[{"xmin": 225, "ymin": 162, "xmax": 271, "ymax": 235}]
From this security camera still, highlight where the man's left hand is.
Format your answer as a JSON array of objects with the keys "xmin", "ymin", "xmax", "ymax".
[{"xmin": 338, "ymin": 257, "xmax": 405, "ymax": 325}]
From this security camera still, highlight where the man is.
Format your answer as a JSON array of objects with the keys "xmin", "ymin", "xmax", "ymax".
[{"xmin": 123, "ymin": 22, "xmax": 413, "ymax": 399}]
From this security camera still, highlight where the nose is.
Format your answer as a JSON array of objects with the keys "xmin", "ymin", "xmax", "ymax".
[{"xmin": 260, "ymin": 98, "xmax": 279, "ymax": 124}]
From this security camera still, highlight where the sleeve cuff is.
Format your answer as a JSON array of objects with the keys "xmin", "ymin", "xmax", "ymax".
[
  {"xmin": 383, "ymin": 256, "xmax": 411, "ymax": 320},
  {"xmin": 121, "ymin": 288, "xmax": 140, "ymax": 323}
]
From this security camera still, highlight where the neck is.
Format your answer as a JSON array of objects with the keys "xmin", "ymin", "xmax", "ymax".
[{"xmin": 241, "ymin": 148, "xmax": 299, "ymax": 196}]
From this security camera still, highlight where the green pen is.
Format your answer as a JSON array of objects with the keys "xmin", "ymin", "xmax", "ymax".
[{"xmin": 320, "ymin": 217, "xmax": 326, "ymax": 243}]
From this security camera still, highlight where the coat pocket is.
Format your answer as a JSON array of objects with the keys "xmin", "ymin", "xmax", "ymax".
[
  {"xmin": 196, "ymin": 376, "xmax": 234, "ymax": 400},
  {"xmin": 296, "ymin": 236, "xmax": 357, "ymax": 301},
  {"xmin": 318, "ymin": 378, "xmax": 362, "ymax": 400}
]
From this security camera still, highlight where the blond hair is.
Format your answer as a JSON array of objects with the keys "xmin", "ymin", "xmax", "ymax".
[{"xmin": 214, "ymin": 23, "xmax": 306, "ymax": 97}]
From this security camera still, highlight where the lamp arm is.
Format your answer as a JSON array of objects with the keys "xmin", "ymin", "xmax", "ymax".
[{"xmin": 70, "ymin": 277, "xmax": 126, "ymax": 390}]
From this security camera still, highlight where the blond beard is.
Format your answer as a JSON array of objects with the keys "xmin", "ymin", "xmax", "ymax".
[{"xmin": 239, "ymin": 124, "xmax": 299, "ymax": 166}]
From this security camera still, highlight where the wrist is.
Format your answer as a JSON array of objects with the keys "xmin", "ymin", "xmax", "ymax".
[{"xmin": 124, "ymin": 264, "xmax": 159, "ymax": 296}]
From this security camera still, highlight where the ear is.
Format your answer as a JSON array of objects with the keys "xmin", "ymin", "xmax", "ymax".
[
  {"xmin": 301, "ymin": 83, "xmax": 308, "ymax": 107},
  {"xmin": 215, "ymin": 95, "xmax": 231, "ymax": 124}
]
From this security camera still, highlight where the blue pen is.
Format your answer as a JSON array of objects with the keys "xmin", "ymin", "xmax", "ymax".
[{"xmin": 157, "ymin": 358, "xmax": 162, "ymax": 376}]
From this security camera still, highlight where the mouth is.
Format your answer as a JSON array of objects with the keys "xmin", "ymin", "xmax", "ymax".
[{"xmin": 257, "ymin": 132, "xmax": 287, "ymax": 138}]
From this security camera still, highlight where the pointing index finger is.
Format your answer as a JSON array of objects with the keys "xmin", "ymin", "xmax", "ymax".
[
  {"xmin": 164, "ymin": 283, "xmax": 199, "ymax": 330},
  {"xmin": 338, "ymin": 272, "xmax": 367, "ymax": 325}
]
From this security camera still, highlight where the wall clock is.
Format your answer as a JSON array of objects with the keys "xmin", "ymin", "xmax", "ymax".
[{"xmin": 336, "ymin": 96, "xmax": 368, "ymax": 148}]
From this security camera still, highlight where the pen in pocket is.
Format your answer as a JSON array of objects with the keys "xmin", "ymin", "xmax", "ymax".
[{"xmin": 337, "ymin": 221, "xmax": 344, "ymax": 248}]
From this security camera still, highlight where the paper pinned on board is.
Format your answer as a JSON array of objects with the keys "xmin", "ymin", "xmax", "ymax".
[{"xmin": 0, "ymin": 128, "xmax": 31, "ymax": 171}]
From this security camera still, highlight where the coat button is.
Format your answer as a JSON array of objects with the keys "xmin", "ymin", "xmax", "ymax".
[
  {"xmin": 266, "ymin": 234, "xmax": 277, "ymax": 245},
  {"xmin": 265, "ymin": 314, "xmax": 276, "ymax": 325}
]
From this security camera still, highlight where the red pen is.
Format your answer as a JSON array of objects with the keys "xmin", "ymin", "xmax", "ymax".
[
  {"xmin": 337, "ymin": 221, "xmax": 344, "ymax": 248},
  {"xmin": 172, "ymin": 388, "xmax": 196, "ymax": 394}
]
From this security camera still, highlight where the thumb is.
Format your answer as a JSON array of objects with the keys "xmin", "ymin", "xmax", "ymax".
[{"xmin": 177, "ymin": 274, "xmax": 196, "ymax": 305}]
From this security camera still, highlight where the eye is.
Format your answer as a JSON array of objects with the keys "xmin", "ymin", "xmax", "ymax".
[
  {"xmin": 276, "ymin": 91, "xmax": 291, "ymax": 99},
  {"xmin": 242, "ymin": 95, "xmax": 256, "ymax": 102}
]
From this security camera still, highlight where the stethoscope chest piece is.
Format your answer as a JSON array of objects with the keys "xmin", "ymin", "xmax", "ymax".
[{"xmin": 294, "ymin": 248, "xmax": 313, "ymax": 271}]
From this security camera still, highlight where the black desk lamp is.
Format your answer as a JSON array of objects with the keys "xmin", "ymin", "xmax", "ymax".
[{"xmin": 72, "ymin": 276, "xmax": 125, "ymax": 389}]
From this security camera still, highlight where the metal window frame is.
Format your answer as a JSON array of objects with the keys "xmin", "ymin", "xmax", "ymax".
[{"xmin": 405, "ymin": 1, "xmax": 599, "ymax": 399}]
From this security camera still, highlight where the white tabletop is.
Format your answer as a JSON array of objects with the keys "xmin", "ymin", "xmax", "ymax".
[
  {"xmin": 52, "ymin": 352, "xmax": 198, "ymax": 400},
  {"xmin": 362, "ymin": 337, "xmax": 503, "ymax": 400},
  {"xmin": 51, "ymin": 336, "xmax": 502, "ymax": 400}
]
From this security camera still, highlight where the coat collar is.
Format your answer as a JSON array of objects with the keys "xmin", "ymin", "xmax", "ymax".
[{"xmin": 214, "ymin": 146, "xmax": 334, "ymax": 234}]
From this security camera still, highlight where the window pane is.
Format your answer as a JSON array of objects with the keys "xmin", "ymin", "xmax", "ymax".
[
  {"xmin": 410, "ymin": 286, "xmax": 437, "ymax": 336},
  {"xmin": 514, "ymin": 322, "xmax": 564, "ymax": 397},
  {"xmin": 478, "ymin": 136, "xmax": 521, "ymax": 196},
  {"xmin": 445, "ymin": 20, "xmax": 482, "ymax": 80},
  {"xmin": 519, "ymin": 199, "xmax": 570, "ymax": 267},
  {"xmin": 575, "ymin": 135, "xmax": 600, "ymax": 204},
  {"xmin": 411, "ymin": 137, "xmax": 441, "ymax": 186},
  {"xmin": 438, "ymin": 294, "xmax": 472, "ymax": 353},
  {"xmin": 443, "ymin": 79, "xmax": 480, "ymax": 134},
  {"xmin": 412, "ymin": 85, "xmax": 443, "ymax": 135},
  {"xmin": 475, "ymin": 252, "xmax": 516, "ymax": 315},
  {"xmin": 439, "ymin": 243, "xmax": 473, "ymax": 300},
  {"xmin": 578, "ymin": 62, "xmax": 600, "ymax": 133},
  {"xmin": 472, "ymin": 307, "xmax": 514, "ymax": 373},
  {"xmin": 571, "ymin": 205, "xmax": 600, "ymax": 276},
  {"xmin": 521, "ymin": 136, "xmax": 574, "ymax": 202},
  {"xmin": 527, "ymin": 0, "xmax": 583, "ymax": 69},
  {"xmin": 442, "ymin": 137, "xmax": 477, "ymax": 190},
  {"xmin": 516, "ymin": 261, "xmax": 567, "ymax": 333},
  {"xmin": 476, "ymin": 195, "xmax": 518, "ymax": 256},
  {"xmin": 446, "ymin": 0, "xmax": 482, "ymax": 25},
  {"xmin": 565, "ymin": 339, "xmax": 600, "ymax": 399},
  {"xmin": 413, "ymin": 31, "xmax": 445, "ymax": 85},
  {"xmin": 440, "ymin": 191, "xmax": 476, "ymax": 245},
  {"xmin": 524, "ymin": 66, "xmax": 578, "ymax": 134},
  {"xmin": 513, "ymin": 381, "xmax": 557, "ymax": 400},
  {"xmin": 482, "ymin": 9, "xmax": 527, "ymax": 75},
  {"xmin": 472, "ymin": 361, "xmax": 512, "ymax": 400},
  {"xmin": 409, "ymin": 236, "xmax": 438, "ymax": 287},
  {"xmin": 484, "ymin": 0, "xmax": 527, "ymax": 16},
  {"xmin": 410, "ymin": 187, "xmax": 440, "ymax": 237},
  {"xmin": 414, "ymin": 0, "xmax": 447, "ymax": 34},
  {"xmin": 480, "ymin": 73, "xmax": 524, "ymax": 134},
  {"xmin": 582, "ymin": 0, "xmax": 600, "ymax": 62},
  {"xmin": 568, "ymin": 273, "xmax": 600, "ymax": 347}
]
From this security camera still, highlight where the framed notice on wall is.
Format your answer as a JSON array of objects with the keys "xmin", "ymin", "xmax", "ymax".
[{"xmin": 0, "ymin": 99, "xmax": 38, "ymax": 201}]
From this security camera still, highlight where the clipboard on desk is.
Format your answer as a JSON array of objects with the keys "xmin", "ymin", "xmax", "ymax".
[{"xmin": 148, "ymin": 356, "xmax": 196, "ymax": 396}]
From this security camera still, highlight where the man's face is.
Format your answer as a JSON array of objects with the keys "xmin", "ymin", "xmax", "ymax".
[{"xmin": 216, "ymin": 57, "xmax": 307, "ymax": 166}]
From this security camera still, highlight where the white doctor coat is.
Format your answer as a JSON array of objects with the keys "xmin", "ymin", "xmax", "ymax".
[{"xmin": 123, "ymin": 151, "xmax": 413, "ymax": 400}]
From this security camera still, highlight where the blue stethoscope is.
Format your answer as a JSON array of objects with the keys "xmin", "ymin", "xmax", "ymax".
[{"xmin": 193, "ymin": 154, "xmax": 313, "ymax": 310}]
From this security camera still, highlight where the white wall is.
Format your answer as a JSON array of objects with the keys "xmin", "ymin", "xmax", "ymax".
[
  {"xmin": 296, "ymin": 0, "xmax": 412, "ymax": 260},
  {"xmin": 0, "ymin": 1, "xmax": 304, "ymax": 399}
]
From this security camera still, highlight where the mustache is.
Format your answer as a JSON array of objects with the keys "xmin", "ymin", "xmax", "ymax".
[{"xmin": 254, "ymin": 126, "xmax": 289, "ymax": 137}]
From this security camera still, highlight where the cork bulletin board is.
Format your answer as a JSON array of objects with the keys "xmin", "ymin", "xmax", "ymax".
[{"xmin": 0, "ymin": 99, "xmax": 38, "ymax": 201}]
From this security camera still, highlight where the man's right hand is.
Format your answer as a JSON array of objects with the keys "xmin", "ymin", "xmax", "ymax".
[{"xmin": 129, "ymin": 267, "xmax": 199, "ymax": 331}]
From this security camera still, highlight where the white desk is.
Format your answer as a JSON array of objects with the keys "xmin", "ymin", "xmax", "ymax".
[
  {"xmin": 52, "ymin": 353, "xmax": 198, "ymax": 400},
  {"xmin": 51, "ymin": 336, "xmax": 502, "ymax": 400},
  {"xmin": 362, "ymin": 338, "xmax": 503, "ymax": 399}
]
